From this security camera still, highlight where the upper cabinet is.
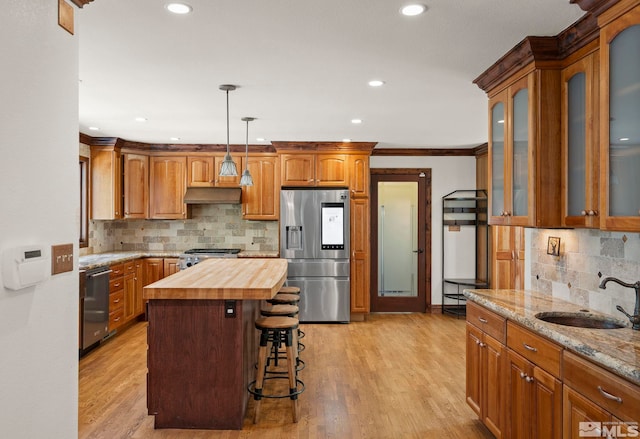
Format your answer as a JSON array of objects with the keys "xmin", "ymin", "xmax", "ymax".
[
  {"xmin": 242, "ymin": 155, "xmax": 279, "ymax": 220},
  {"xmin": 149, "ymin": 156, "xmax": 189, "ymax": 219},
  {"xmin": 561, "ymin": 46, "xmax": 600, "ymax": 228},
  {"xmin": 280, "ymin": 153, "xmax": 348, "ymax": 187},
  {"xmin": 123, "ymin": 153, "xmax": 149, "ymax": 219},
  {"xmin": 599, "ymin": 2, "xmax": 640, "ymax": 231},
  {"xmin": 187, "ymin": 156, "xmax": 214, "ymax": 187},
  {"xmin": 349, "ymin": 155, "xmax": 370, "ymax": 198},
  {"xmin": 91, "ymin": 146, "xmax": 122, "ymax": 220},
  {"xmin": 486, "ymin": 68, "xmax": 561, "ymax": 228}
]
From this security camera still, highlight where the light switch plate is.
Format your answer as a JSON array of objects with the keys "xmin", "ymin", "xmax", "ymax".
[{"xmin": 52, "ymin": 244, "xmax": 73, "ymax": 275}]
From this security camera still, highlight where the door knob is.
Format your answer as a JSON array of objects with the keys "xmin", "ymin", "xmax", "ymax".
[{"xmin": 412, "ymin": 249, "xmax": 424, "ymax": 253}]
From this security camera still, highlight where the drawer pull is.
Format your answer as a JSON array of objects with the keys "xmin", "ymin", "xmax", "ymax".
[
  {"xmin": 520, "ymin": 372, "xmax": 527, "ymax": 379},
  {"xmin": 525, "ymin": 376, "xmax": 535, "ymax": 383},
  {"xmin": 113, "ymin": 299, "xmax": 120, "ymax": 303},
  {"xmin": 478, "ymin": 317, "xmax": 488, "ymax": 324},
  {"xmin": 523, "ymin": 343, "xmax": 538, "ymax": 352},
  {"xmin": 597, "ymin": 386, "xmax": 622, "ymax": 403}
]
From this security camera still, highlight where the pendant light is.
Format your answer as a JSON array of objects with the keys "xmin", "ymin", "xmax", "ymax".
[
  {"xmin": 240, "ymin": 117, "xmax": 255, "ymax": 186},
  {"xmin": 219, "ymin": 84, "xmax": 238, "ymax": 177}
]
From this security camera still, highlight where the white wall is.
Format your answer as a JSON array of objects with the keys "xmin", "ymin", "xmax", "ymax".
[
  {"xmin": 0, "ymin": 1, "xmax": 79, "ymax": 437},
  {"xmin": 370, "ymin": 155, "xmax": 477, "ymax": 306}
]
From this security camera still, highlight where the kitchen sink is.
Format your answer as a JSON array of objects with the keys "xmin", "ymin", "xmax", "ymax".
[{"xmin": 535, "ymin": 312, "xmax": 627, "ymax": 329}]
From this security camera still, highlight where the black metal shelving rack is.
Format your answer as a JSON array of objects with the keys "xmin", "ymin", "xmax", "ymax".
[{"xmin": 441, "ymin": 190, "xmax": 488, "ymax": 317}]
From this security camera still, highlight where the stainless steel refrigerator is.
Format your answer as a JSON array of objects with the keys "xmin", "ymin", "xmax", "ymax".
[{"xmin": 280, "ymin": 188, "xmax": 350, "ymax": 322}]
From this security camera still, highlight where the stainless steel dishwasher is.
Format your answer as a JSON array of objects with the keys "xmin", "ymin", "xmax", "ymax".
[{"xmin": 82, "ymin": 266, "xmax": 111, "ymax": 350}]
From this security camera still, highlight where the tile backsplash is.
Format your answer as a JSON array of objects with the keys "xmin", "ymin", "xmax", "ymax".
[
  {"xmin": 530, "ymin": 228, "xmax": 640, "ymax": 319},
  {"xmin": 83, "ymin": 204, "xmax": 279, "ymax": 255}
]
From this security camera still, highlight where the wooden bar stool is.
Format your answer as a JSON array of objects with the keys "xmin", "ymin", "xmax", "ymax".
[
  {"xmin": 260, "ymin": 304, "xmax": 305, "ymax": 370},
  {"xmin": 278, "ymin": 285, "xmax": 300, "ymax": 295},
  {"xmin": 248, "ymin": 316, "xmax": 304, "ymax": 424},
  {"xmin": 266, "ymin": 293, "xmax": 299, "ymax": 305}
]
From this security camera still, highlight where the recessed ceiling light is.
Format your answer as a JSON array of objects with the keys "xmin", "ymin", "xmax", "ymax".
[
  {"xmin": 619, "ymin": 137, "xmax": 630, "ymax": 141},
  {"xmin": 400, "ymin": 4, "xmax": 427, "ymax": 16},
  {"xmin": 256, "ymin": 137, "xmax": 266, "ymax": 142},
  {"xmin": 351, "ymin": 119, "xmax": 363, "ymax": 124},
  {"xmin": 368, "ymin": 80, "xmax": 385, "ymax": 87},
  {"xmin": 343, "ymin": 139, "xmax": 352, "ymax": 143},
  {"xmin": 166, "ymin": 3, "xmax": 192, "ymax": 14},
  {"xmin": 170, "ymin": 137, "xmax": 181, "ymax": 141},
  {"xmin": 135, "ymin": 117, "xmax": 147, "ymax": 122},
  {"xmin": 88, "ymin": 126, "xmax": 99, "ymax": 131}
]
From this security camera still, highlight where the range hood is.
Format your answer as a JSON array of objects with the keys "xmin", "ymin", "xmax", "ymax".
[{"xmin": 183, "ymin": 187, "xmax": 242, "ymax": 204}]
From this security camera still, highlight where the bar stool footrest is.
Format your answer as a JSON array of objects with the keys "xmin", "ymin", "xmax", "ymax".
[{"xmin": 248, "ymin": 376, "xmax": 305, "ymax": 400}]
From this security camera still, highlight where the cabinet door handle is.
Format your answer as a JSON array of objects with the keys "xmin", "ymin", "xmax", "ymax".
[
  {"xmin": 597, "ymin": 386, "xmax": 622, "ymax": 403},
  {"xmin": 523, "ymin": 343, "xmax": 537, "ymax": 352},
  {"xmin": 478, "ymin": 317, "xmax": 488, "ymax": 324},
  {"xmin": 588, "ymin": 210, "xmax": 598, "ymax": 216},
  {"xmin": 520, "ymin": 372, "xmax": 527, "ymax": 379},
  {"xmin": 581, "ymin": 210, "xmax": 587, "ymax": 216},
  {"xmin": 525, "ymin": 376, "xmax": 535, "ymax": 383}
]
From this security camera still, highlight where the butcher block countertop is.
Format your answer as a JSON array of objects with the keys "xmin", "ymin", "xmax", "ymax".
[{"xmin": 143, "ymin": 258, "xmax": 287, "ymax": 300}]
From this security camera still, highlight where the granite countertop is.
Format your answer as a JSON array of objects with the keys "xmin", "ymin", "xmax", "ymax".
[
  {"xmin": 464, "ymin": 289, "xmax": 640, "ymax": 386},
  {"xmin": 79, "ymin": 250, "xmax": 279, "ymax": 270}
]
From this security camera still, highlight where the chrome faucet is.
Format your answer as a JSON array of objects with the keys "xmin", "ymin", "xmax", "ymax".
[{"xmin": 598, "ymin": 276, "xmax": 640, "ymax": 330}]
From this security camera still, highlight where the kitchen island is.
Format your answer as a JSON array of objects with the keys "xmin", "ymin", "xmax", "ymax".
[{"xmin": 143, "ymin": 258, "xmax": 287, "ymax": 430}]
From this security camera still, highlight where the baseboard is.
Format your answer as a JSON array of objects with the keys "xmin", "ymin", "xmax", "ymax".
[{"xmin": 430, "ymin": 305, "xmax": 443, "ymax": 314}]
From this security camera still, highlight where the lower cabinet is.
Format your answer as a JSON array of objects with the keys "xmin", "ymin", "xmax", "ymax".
[
  {"xmin": 467, "ymin": 302, "xmax": 640, "ymax": 439},
  {"xmin": 163, "ymin": 258, "xmax": 179, "ymax": 277},
  {"xmin": 466, "ymin": 302, "xmax": 506, "ymax": 438},
  {"xmin": 507, "ymin": 350, "xmax": 562, "ymax": 439},
  {"xmin": 109, "ymin": 263, "xmax": 125, "ymax": 331}
]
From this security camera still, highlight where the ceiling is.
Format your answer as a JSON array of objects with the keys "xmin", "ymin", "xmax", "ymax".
[{"xmin": 78, "ymin": 0, "xmax": 585, "ymax": 149}]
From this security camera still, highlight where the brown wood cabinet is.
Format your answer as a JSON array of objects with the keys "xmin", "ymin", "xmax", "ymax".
[
  {"xmin": 163, "ymin": 258, "xmax": 179, "ymax": 277},
  {"xmin": 242, "ymin": 155, "xmax": 279, "ymax": 220},
  {"xmin": 598, "ymin": 2, "xmax": 640, "ymax": 232},
  {"xmin": 491, "ymin": 225, "xmax": 524, "ymax": 289},
  {"xmin": 108, "ymin": 263, "xmax": 125, "ymax": 330},
  {"xmin": 487, "ymin": 69, "xmax": 562, "ymax": 228},
  {"xmin": 280, "ymin": 153, "xmax": 348, "ymax": 187},
  {"xmin": 350, "ymin": 197, "xmax": 370, "ymax": 313},
  {"xmin": 466, "ymin": 302, "xmax": 506, "ymax": 438},
  {"xmin": 133, "ymin": 259, "xmax": 144, "ymax": 316},
  {"xmin": 349, "ymin": 155, "xmax": 370, "ymax": 197},
  {"xmin": 187, "ymin": 156, "xmax": 215, "ymax": 187},
  {"xmin": 561, "ymin": 46, "xmax": 600, "ymax": 228},
  {"xmin": 91, "ymin": 146, "xmax": 122, "ymax": 220},
  {"xmin": 143, "ymin": 258, "xmax": 165, "ymax": 286},
  {"xmin": 507, "ymin": 350, "xmax": 562, "ymax": 439},
  {"xmin": 149, "ymin": 156, "xmax": 189, "ymax": 219},
  {"xmin": 123, "ymin": 153, "xmax": 149, "ymax": 219}
]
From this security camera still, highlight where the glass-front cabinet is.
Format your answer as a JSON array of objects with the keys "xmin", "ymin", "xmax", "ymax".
[
  {"xmin": 600, "ymin": 4, "xmax": 640, "ymax": 231},
  {"xmin": 561, "ymin": 49, "xmax": 599, "ymax": 228},
  {"xmin": 488, "ymin": 75, "xmax": 535, "ymax": 226}
]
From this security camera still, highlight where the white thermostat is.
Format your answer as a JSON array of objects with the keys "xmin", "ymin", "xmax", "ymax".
[{"xmin": 2, "ymin": 245, "xmax": 50, "ymax": 290}]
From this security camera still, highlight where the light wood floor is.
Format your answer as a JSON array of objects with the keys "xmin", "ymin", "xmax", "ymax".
[{"xmin": 79, "ymin": 313, "xmax": 494, "ymax": 439}]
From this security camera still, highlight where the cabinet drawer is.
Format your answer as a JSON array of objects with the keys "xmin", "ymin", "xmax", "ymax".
[
  {"xmin": 109, "ymin": 290, "xmax": 124, "ymax": 311},
  {"xmin": 109, "ymin": 277, "xmax": 124, "ymax": 293},
  {"xmin": 124, "ymin": 261, "xmax": 136, "ymax": 274},
  {"xmin": 110, "ymin": 263, "xmax": 124, "ymax": 279},
  {"xmin": 109, "ymin": 307, "xmax": 124, "ymax": 330},
  {"xmin": 507, "ymin": 321, "xmax": 562, "ymax": 378},
  {"xmin": 466, "ymin": 301, "xmax": 506, "ymax": 343},
  {"xmin": 564, "ymin": 351, "xmax": 640, "ymax": 422}
]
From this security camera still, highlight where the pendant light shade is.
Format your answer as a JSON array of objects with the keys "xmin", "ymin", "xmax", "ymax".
[
  {"xmin": 240, "ymin": 117, "xmax": 255, "ymax": 186},
  {"xmin": 219, "ymin": 84, "xmax": 238, "ymax": 177}
]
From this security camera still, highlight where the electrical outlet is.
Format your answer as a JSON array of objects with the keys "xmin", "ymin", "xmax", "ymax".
[
  {"xmin": 51, "ymin": 243, "xmax": 73, "ymax": 275},
  {"xmin": 224, "ymin": 300, "xmax": 236, "ymax": 318}
]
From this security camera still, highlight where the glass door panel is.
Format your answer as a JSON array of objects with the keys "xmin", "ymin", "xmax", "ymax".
[
  {"xmin": 377, "ymin": 182, "xmax": 418, "ymax": 297},
  {"xmin": 567, "ymin": 72, "xmax": 587, "ymax": 217},
  {"xmin": 491, "ymin": 102, "xmax": 505, "ymax": 218},
  {"xmin": 512, "ymin": 88, "xmax": 529, "ymax": 217},
  {"xmin": 609, "ymin": 24, "xmax": 640, "ymax": 217}
]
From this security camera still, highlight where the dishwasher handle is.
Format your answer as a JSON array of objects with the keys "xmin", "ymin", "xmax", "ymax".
[{"xmin": 87, "ymin": 269, "xmax": 112, "ymax": 279}]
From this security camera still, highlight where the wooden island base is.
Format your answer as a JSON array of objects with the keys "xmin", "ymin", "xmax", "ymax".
[
  {"xmin": 147, "ymin": 299, "xmax": 259, "ymax": 429},
  {"xmin": 143, "ymin": 258, "xmax": 288, "ymax": 430}
]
